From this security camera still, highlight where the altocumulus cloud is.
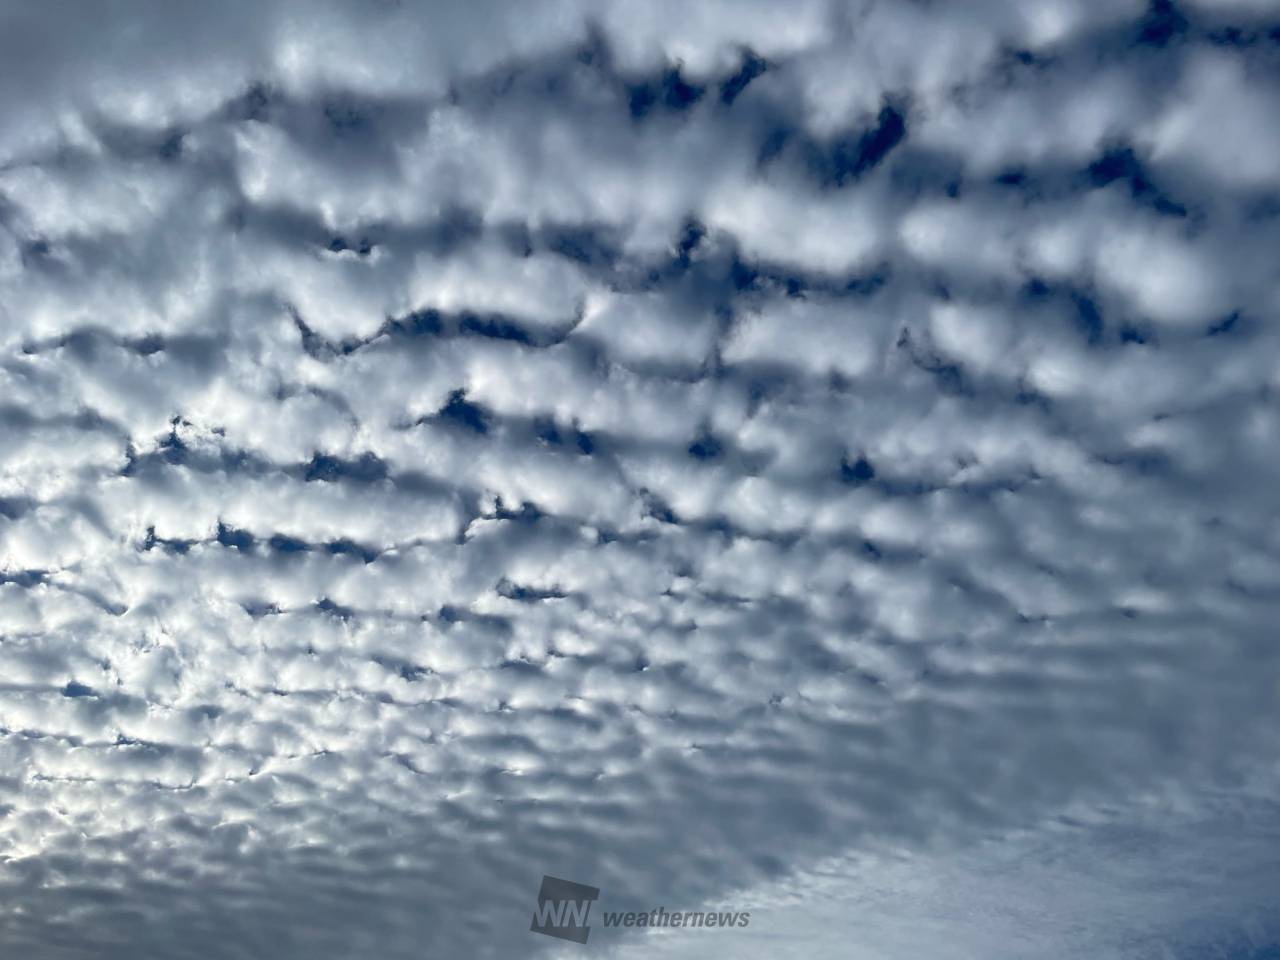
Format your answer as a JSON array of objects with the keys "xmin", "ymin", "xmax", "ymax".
[{"xmin": 1, "ymin": 1, "xmax": 1279, "ymax": 958}]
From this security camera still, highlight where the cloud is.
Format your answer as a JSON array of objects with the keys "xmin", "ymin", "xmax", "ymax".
[{"xmin": 1, "ymin": 1, "xmax": 1278, "ymax": 958}]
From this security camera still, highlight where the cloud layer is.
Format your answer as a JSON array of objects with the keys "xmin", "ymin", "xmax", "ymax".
[{"xmin": 1, "ymin": 2, "xmax": 1279, "ymax": 957}]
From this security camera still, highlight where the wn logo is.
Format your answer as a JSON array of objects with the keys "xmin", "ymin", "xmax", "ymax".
[{"xmin": 530, "ymin": 875, "xmax": 600, "ymax": 944}]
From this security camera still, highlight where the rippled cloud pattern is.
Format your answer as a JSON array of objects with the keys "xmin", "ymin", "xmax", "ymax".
[{"xmin": 1, "ymin": 2, "xmax": 1279, "ymax": 958}]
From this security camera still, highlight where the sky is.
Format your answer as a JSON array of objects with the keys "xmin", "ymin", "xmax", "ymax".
[{"xmin": 1, "ymin": 1, "xmax": 1279, "ymax": 957}]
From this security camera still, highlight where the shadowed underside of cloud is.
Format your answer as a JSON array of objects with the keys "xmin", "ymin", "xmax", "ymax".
[{"xmin": 1, "ymin": 1, "xmax": 1279, "ymax": 958}]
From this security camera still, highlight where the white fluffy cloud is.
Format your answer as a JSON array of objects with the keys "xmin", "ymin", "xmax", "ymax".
[{"xmin": 1, "ymin": 2, "xmax": 1279, "ymax": 958}]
